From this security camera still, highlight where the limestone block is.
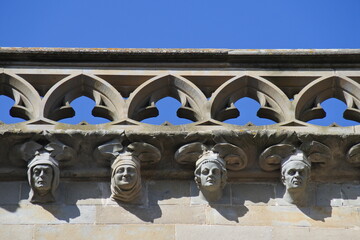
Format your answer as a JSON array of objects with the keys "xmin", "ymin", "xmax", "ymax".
[
  {"xmin": 0, "ymin": 225, "xmax": 34, "ymax": 240},
  {"xmin": 175, "ymin": 225, "xmax": 272, "ymax": 240},
  {"xmin": 96, "ymin": 205, "xmax": 206, "ymax": 224},
  {"xmin": 0, "ymin": 182, "xmax": 20, "ymax": 204},
  {"xmin": 272, "ymin": 226, "xmax": 360, "ymax": 240},
  {"xmin": 153, "ymin": 205, "xmax": 206, "ymax": 224},
  {"xmin": 148, "ymin": 180, "xmax": 190, "ymax": 205},
  {"xmin": 64, "ymin": 181, "xmax": 110, "ymax": 205},
  {"xmin": 0, "ymin": 204, "xmax": 96, "ymax": 224},
  {"xmin": 206, "ymin": 205, "xmax": 360, "ymax": 228},
  {"xmin": 232, "ymin": 183, "xmax": 275, "ymax": 206},
  {"xmin": 316, "ymin": 184, "xmax": 342, "ymax": 207},
  {"xmin": 205, "ymin": 205, "xmax": 254, "ymax": 225},
  {"xmin": 96, "ymin": 205, "xmax": 161, "ymax": 224},
  {"xmin": 341, "ymin": 184, "xmax": 360, "ymax": 206},
  {"xmin": 34, "ymin": 224, "xmax": 175, "ymax": 240}
]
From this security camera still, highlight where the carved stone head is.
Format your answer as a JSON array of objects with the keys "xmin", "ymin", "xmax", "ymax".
[
  {"xmin": 12, "ymin": 139, "xmax": 74, "ymax": 204},
  {"xmin": 281, "ymin": 150, "xmax": 311, "ymax": 191},
  {"xmin": 27, "ymin": 152, "xmax": 59, "ymax": 203},
  {"xmin": 175, "ymin": 142, "xmax": 247, "ymax": 202},
  {"xmin": 259, "ymin": 143, "xmax": 322, "ymax": 206},
  {"xmin": 95, "ymin": 139, "xmax": 161, "ymax": 203},
  {"xmin": 110, "ymin": 153, "xmax": 142, "ymax": 202},
  {"xmin": 194, "ymin": 151, "xmax": 227, "ymax": 193}
]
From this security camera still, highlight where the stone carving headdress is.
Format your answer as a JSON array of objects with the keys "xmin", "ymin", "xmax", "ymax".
[
  {"xmin": 259, "ymin": 141, "xmax": 331, "ymax": 172},
  {"xmin": 175, "ymin": 142, "xmax": 248, "ymax": 171},
  {"xmin": 175, "ymin": 142, "xmax": 248, "ymax": 189}
]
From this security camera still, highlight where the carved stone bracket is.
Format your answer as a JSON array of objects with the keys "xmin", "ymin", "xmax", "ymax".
[
  {"xmin": 175, "ymin": 142, "xmax": 247, "ymax": 202},
  {"xmin": 95, "ymin": 139, "xmax": 161, "ymax": 202},
  {"xmin": 11, "ymin": 139, "xmax": 74, "ymax": 203}
]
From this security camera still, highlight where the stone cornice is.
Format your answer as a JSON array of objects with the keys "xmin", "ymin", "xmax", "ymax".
[{"xmin": 1, "ymin": 48, "xmax": 360, "ymax": 68}]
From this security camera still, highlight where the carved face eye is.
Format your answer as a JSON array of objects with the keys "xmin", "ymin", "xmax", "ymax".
[
  {"xmin": 117, "ymin": 167, "xmax": 125, "ymax": 174},
  {"xmin": 288, "ymin": 169, "xmax": 295, "ymax": 176},
  {"xmin": 201, "ymin": 168, "xmax": 209, "ymax": 175},
  {"xmin": 33, "ymin": 169, "xmax": 41, "ymax": 176},
  {"xmin": 212, "ymin": 168, "xmax": 220, "ymax": 175}
]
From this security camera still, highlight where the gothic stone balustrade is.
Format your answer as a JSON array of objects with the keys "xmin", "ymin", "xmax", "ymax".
[{"xmin": 1, "ymin": 48, "xmax": 360, "ymax": 239}]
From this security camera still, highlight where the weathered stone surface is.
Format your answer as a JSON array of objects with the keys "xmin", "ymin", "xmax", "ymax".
[
  {"xmin": 34, "ymin": 224, "xmax": 175, "ymax": 240},
  {"xmin": 0, "ymin": 182, "xmax": 20, "ymax": 204},
  {"xmin": 96, "ymin": 204, "xmax": 206, "ymax": 224},
  {"xmin": 0, "ymin": 225, "xmax": 34, "ymax": 240},
  {"xmin": 0, "ymin": 204, "xmax": 96, "ymax": 224},
  {"xmin": 64, "ymin": 182, "xmax": 110, "ymax": 205},
  {"xmin": 341, "ymin": 184, "xmax": 360, "ymax": 206},
  {"xmin": 176, "ymin": 225, "xmax": 272, "ymax": 240},
  {"xmin": 148, "ymin": 180, "xmax": 190, "ymax": 205},
  {"xmin": 272, "ymin": 227, "xmax": 360, "ymax": 240},
  {"xmin": 316, "ymin": 184, "xmax": 342, "ymax": 207},
  {"xmin": 205, "ymin": 205, "xmax": 360, "ymax": 228},
  {"xmin": 232, "ymin": 183, "xmax": 275, "ymax": 206}
]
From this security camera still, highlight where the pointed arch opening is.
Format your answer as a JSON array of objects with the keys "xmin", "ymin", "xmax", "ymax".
[
  {"xmin": 128, "ymin": 75, "xmax": 207, "ymax": 123},
  {"xmin": 42, "ymin": 74, "xmax": 125, "ymax": 123},
  {"xmin": 210, "ymin": 75, "xmax": 291, "ymax": 124},
  {"xmin": 294, "ymin": 76, "xmax": 360, "ymax": 124}
]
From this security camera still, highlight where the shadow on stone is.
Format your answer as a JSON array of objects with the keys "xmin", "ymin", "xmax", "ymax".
[
  {"xmin": 210, "ymin": 204, "xmax": 249, "ymax": 223},
  {"xmin": 0, "ymin": 182, "xmax": 22, "ymax": 212},
  {"xmin": 114, "ymin": 200, "xmax": 162, "ymax": 223},
  {"xmin": 0, "ymin": 204, "xmax": 20, "ymax": 213},
  {"xmin": 148, "ymin": 180, "xmax": 192, "ymax": 205},
  {"xmin": 41, "ymin": 204, "xmax": 81, "ymax": 223}
]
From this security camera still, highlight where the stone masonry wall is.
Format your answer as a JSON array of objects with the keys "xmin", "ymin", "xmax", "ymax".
[{"xmin": 1, "ymin": 180, "xmax": 360, "ymax": 239}]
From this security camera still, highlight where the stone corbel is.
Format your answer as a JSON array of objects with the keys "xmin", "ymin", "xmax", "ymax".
[
  {"xmin": 12, "ymin": 139, "xmax": 74, "ymax": 203},
  {"xmin": 175, "ymin": 142, "xmax": 247, "ymax": 202},
  {"xmin": 95, "ymin": 139, "xmax": 161, "ymax": 202},
  {"xmin": 259, "ymin": 141, "xmax": 331, "ymax": 206}
]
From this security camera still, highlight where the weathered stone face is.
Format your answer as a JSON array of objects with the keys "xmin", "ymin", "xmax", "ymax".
[
  {"xmin": 282, "ymin": 161, "xmax": 310, "ymax": 190},
  {"xmin": 113, "ymin": 164, "xmax": 137, "ymax": 191},
  {"xmin": 31, "ymin": 164, "xmax": 53, "ymax": 195},
  {"xmin": 199, "ymin": 161, "xmax": 222, "ymax": 191}
]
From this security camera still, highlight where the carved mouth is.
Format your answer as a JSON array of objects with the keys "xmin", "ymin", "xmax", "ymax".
[
  {"xmin": 206, "ymin": 178, "xmax": 216, "ymax": 183},
  {"xmin": 121, "ymin": 177, "xmax": 131, "ymax": 182},
  {"xmin": 292, "ymin": 179, "xmax": 302, "ymax": 185}
]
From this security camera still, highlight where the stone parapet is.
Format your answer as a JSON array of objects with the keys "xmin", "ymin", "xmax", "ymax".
[{"xmin": 1, "ymin": 48, "xmax": 360, "ymax": 239}]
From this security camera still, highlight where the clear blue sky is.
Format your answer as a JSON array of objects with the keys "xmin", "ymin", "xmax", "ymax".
[{"xmin": 1, "ymin": 0, "xmax": 360, "ymax": 126}]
